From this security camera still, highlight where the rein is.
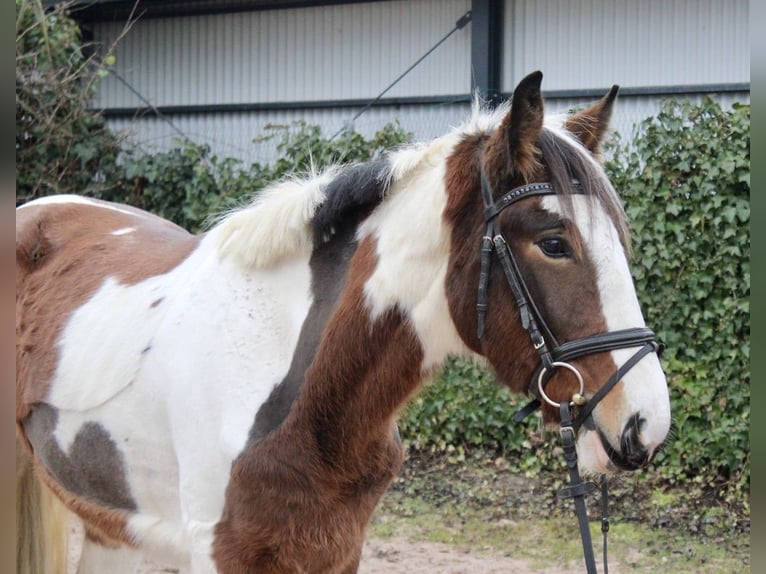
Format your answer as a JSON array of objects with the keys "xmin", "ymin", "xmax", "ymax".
[{"xmin": 476, "ymin": 168, "xmax": 662, "ymax": 574}]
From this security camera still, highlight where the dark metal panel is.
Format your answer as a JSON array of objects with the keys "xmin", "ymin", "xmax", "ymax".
[
  {"xmin": 97, "ymin": 82, "xmax": 750, "ymax": 119},
  {"xmin": 470, "ymin": 0, "xmax": 502, "ymax": 102},
  {"xmin": 48, "ymin": 0, "xmax": 395, "ymax": 23},
  {"xmin": 99, "ymin": 94, "xmax": 474, "ymax": 117}
]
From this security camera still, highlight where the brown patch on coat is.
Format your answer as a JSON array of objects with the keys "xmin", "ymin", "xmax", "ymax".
[
  {"xmin": 213, "ymin": 236, "xmax": 425, "ymax": 573},
  {"xmin": 16, "ymin": 198, "xmax": 199, "ymax": 422}
]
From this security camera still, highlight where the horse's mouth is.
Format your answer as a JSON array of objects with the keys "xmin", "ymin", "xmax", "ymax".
[{"xmin": 596, "ymin": 429, "xmax": 641, "ymax": 472}]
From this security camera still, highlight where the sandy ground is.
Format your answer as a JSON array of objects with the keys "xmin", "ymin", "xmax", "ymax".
[{"xmin": 67, "ymin": 518, "xmax": 572, "ymax": 574}]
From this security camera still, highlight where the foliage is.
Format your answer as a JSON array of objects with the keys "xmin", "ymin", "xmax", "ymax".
[
  {"xmin": 397, "ymin": 357, "xmax": 558, "ymax": 473},
  {"xmin": 102, "ymin": 120, "xmax": 412, "ymax": 232},
  {"xmin": 604, "ymin": 98, "xmax": 750, "ymax": 496},
  {"xmin": 100, "ymin": 142, "xmax": 267, "ymax": 233},
  {"xmin": 15, "ymin": 0, "xmax": 121, "ymax": 203},
  {"xmin": 266, "ymin": 120, "xmax": 412, "ymax": 175}
]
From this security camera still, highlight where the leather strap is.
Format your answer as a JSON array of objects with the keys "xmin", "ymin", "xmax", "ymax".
[
  {"xmin": 573, "ymin": 341, "xmax": 658, "ymax": 432},
  {"xmin": 552, "ymin": 328, "xmax": 657, "ymax": 364},
  {"xmin": 601, "ymin": 478, "xmax": 610, "ymax": 574},
  {"xmin": 484, "ymin": 180, "xmax": 584, "ymax": 220},
  {"xmin": 558, "ymin": 402, "xmax": 598, "ymax": 574}
]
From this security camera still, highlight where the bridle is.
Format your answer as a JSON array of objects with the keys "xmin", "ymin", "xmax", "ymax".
[{"xmin": 477, "ymin": 167, "xmax": 663, "ymax": 574}]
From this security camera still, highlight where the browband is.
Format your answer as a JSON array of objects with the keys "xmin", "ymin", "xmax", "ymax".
[{"xmin": 483, "ymin": 180, "xmax": 584, "ymax": 221}]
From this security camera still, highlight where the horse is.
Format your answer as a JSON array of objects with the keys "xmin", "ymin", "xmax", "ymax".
[{"xmin": 16, "ymin": 71, "xmax": 671, "ymax": 573}]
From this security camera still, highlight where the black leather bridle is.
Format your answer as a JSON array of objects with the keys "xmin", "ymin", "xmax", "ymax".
[{"xmin": 477, "ymin": 167, "xmax": 663, "ymax": 574}]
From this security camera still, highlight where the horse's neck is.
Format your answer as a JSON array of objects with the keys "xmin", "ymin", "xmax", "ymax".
[
  {"xmin": 275, "ymin": 163, "xmax": 466, "ymax": 480},
  {"xmin": 248, "ymin": 227, "xmax": 359, "ymax": 442},
  {"xmin": 284, "ymin": 236, "xmax": 428, "ymax": 475}
]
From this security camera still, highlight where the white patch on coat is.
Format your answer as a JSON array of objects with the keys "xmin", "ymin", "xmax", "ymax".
[
  {"xmin": 47, "ymin": 231, "xmax": 313, "ymax": 567},
  {"xmin": 541, "ymin": 194, "xmax": 671, "ymax": 467},
  {"xmin": 75, "ymin": 538, "xmax": 143, "ymax": 574},
  {"xmin": 49, "ymin": 275, "xmax": 172, "ymax": 412},
  {"xmin": 359, "ymin": 132, "xmax": 469, "ymax": 371},
  {"xmin": 355, "ymin": 102, "xmax": 512, "ymax": 370}
]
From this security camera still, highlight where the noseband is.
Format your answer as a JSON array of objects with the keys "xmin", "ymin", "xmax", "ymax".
[{"xmin": 477, "ymin": 168, "xmax": 663, "ymax": 574}]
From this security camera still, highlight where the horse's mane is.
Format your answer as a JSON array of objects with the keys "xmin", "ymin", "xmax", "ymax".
[
  {"xmin": 215, "ymin": 97, "xmax": 628, "ymax": 268},
  {"xmin": 214, "ymin": 98, "xmax": 500, "ymax": 268}
]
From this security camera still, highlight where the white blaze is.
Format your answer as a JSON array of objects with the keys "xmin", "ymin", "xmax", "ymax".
[{"xmin": 542, "ymin": 195, "xmax": 671, "ymax": 469}]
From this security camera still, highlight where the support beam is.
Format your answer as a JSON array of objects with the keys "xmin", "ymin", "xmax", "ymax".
[{"xmin": 471, "ymin": 0, "xmax": 503, "ymax": 103}]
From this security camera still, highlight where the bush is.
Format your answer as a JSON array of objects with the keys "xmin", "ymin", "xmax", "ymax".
[
  {"xmin": 102, "ymin": 121, "xmax": 412, "ymax": 232},
  {"xmin": 397, "ymin": 357, "xmax": 559, "ymax": 473},
  {"xmin": 15, "ymin": 0, "xmax": 121, "ymax": 203},
  {"xmin": 605, "ymin": 98, "xmax": 750, "ymax": 495}
]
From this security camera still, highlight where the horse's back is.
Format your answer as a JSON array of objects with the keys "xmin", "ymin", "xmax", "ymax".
[{"xmin": 16, "ymin": 195, "xmax": 197, "ymax": 287}]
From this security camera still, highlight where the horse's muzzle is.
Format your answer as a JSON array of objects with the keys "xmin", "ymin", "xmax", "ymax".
[{"xmin": 598, "ymin": 413, "xmax": 652, "ymax": 471}]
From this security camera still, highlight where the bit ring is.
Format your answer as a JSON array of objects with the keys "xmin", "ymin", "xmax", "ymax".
[{"xmin": 537, "ymin": 361, "xmax": 586, "ymax": 408}]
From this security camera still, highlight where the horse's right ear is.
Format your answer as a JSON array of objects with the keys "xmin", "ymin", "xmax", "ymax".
[
  {"xmin": 564, "ymin": 85, "xmax": 619, "ymax": 158},
  {"xmin": 484, "ymin": 71, "xmax": 545, "ymax": 183}
]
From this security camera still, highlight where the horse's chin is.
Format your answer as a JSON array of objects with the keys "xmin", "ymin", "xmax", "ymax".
[{"xmin": 576, "ymin": 429, "xmax": 617, "ymax": 476}]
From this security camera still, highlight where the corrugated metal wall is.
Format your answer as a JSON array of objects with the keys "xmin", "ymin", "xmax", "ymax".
[
  {"xmin": 92, "ymin": 0, "xmax": 750, "ymax": 164},
  {"xmin": 93, "ymin": 0, "xmax": 471, "ymax": 109},
  {"xmin": 107, "ymin": 91, "xmax": 748, "ymax": 165},
  {"xmin": 106, "ymin": 102, "xmax": 472, "ymax": 165},
  {"xmin": 544, "ymin": 91, "xmax": 749, "ymax": 151},
  {"xmin": 503, "ymin": 0, "xmax": 750, "ymax": 91}
]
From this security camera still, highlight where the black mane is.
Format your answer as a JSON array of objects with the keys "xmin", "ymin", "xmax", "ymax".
[{"xmin": 311, "ymin": 158, "xmax": 393, "ymax": 244}]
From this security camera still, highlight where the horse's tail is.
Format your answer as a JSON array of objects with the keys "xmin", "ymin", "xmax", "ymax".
[{"xmin": 16, "ymin": 439, "xmax": 70, "ymax": 574}]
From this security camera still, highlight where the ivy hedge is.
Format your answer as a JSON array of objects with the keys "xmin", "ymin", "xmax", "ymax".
[
  {"xmin": 606, "ymin": 99, "xmax": 750, "ymax": 496},
  {"xmin": 17, "ymin": 0, "xmax": 749, "ymax": 504},
  {"xmin": 98, "ymin": 121, "xmax": 411, "ymax": 232}
]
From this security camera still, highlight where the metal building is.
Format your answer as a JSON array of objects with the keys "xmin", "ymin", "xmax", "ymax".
[{"xmin": 64, "ymin": 0, "xmax": 750, "ymax": 164}]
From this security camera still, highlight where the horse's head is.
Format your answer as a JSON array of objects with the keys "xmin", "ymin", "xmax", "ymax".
[{"xmin": 445, "ymin": 71, "xmax": 671, "ymax": 474}]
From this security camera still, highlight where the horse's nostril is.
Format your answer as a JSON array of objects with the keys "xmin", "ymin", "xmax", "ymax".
[{"xmin": 620, "ymin": 413, "xmax": 650, "ymax": 467}]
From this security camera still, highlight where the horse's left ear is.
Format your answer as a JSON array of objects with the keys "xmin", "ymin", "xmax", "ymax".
[
  {"xmin": 564, "ymin": 85, "xmax": 619, "ymax": 157},
  {"xmin": 484, "ymin": 70, "xmax": 545, "ymax": 182}
]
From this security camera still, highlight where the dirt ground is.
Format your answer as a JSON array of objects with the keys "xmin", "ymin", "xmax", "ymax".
[
  {"xmin": 67, "ymin": 518, "xmax": 571, "ymax": 573},
  {"xmin": 359, "ymin": 537, "xmax": 571, "ymax": 573}
]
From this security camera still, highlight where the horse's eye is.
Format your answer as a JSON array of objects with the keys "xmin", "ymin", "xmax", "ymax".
[{"xmin": 538, "ymin": 237, "xmax": 571, "ymax": 258}]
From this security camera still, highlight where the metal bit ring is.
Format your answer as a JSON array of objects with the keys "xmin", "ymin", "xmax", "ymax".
[{"xmin": 537, "ymin": 361, "xmax": 586, "ymax": 408}]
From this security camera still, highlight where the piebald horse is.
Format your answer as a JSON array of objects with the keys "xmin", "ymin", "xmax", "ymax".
[{"xmin": 16, "ymin": 72, "xmax": 670, "ymax": 573}]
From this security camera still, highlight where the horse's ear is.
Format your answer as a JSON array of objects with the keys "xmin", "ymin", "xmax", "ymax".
[
  {"xmin": 485, "ymin": 71, "xmax": 545, "ymax": 182},
  {"xmin": 564, "ymin": 85, "xmax": 619, "ymax": 157}
]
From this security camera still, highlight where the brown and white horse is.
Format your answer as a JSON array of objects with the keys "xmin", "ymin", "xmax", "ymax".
[{"xmin": 16, "ymin": 72, "xmax": 670, "ymax": 573}]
